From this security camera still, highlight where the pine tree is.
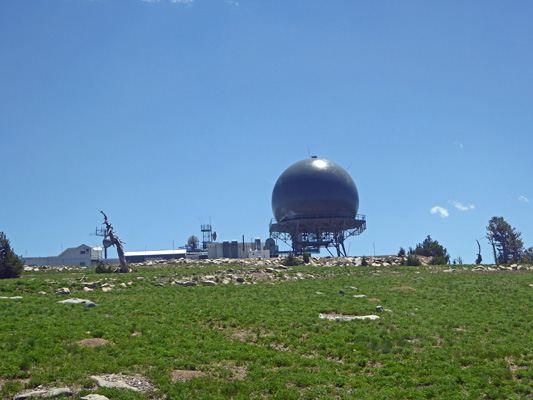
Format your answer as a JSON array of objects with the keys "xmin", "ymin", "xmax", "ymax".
[
  {"xmin": 0, "ymin": 232, "xmax": 24, "ymax": 279},
  {"xmin": 487, "ymin": 217, "xmax": 524, "ymax": 264}
]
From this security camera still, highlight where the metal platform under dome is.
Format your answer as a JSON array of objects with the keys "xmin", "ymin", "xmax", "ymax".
[{"xmin": 269, "ymin": 213, "xmax": 366, "ymax": 257}]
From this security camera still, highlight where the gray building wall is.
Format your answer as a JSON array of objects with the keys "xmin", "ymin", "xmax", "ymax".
[
  {"xmin": 207, "ymin": 241, "xmax": 270, "ymax": 259},
  {"xmin": 23, "ymin": 244, "xmax": 102, "ymax": 267}
]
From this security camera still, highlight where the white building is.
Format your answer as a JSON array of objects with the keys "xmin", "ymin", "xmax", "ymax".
[{"xmin": 23, "ymin": 244, "xmax": 103, "ymax": 267}]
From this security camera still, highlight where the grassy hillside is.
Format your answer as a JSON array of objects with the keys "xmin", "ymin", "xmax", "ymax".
[{"xmin": 1, "ymin": 263, "xmax": 532, "ymax": 399}]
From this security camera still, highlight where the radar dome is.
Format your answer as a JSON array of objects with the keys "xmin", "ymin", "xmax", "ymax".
[
  {"xmin": 188, "ymin": 235, "xmax": 200, "ymax": 249},
  {"xmin": 272, "ymin": 158, "xmax": 359, "ymax": 222}
]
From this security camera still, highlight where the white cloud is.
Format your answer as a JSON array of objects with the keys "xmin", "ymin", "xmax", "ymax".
[
  {"xmin": 519, "ymin": 195, "xmax": 531, "ymax": 203},
  {"xmin": 430, "ymin": 206, "xmax": 449, "ymax": 218},
  {"xmin": 454, "ymin": 141, "xmax": 464, "ymax": 150},
  {"xmin": 227, "ymin": 0, "xmax": 239, "ymax": 5},
  {"xmin": 452, "ymin": 201, "xmax": 475, "ymax": 211}
]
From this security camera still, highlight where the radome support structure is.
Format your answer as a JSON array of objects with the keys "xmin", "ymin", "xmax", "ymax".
[{"xmin": 269, "ymin": 158, "xmax": 366, "ymax": 257}]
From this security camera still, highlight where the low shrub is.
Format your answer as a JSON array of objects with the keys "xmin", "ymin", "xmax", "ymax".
[
  {"xmin": 429, "ymin": 255, "xmax": 448, "ymax": 265},
  {"xmin": 282, "ymin": 252, "xmax": 300, "ymax": 266},
  {"xmin": 406, "ymin": 254, "xmax": 421, "ymax": 266},
  {"xmin": 95, "ymin": 262, "xmax": 113, "ymax": 274}
]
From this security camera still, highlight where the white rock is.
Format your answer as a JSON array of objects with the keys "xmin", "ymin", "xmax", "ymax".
[
  {"xmin": 15, "ymin": 387, "xmax": 72, "ymax": 399},
  {"xmin": 319, "ymin": 313, "xmax": 380, "ymax": 321},
  {"xmin": 81, "ymin": 395, "xmax": 110, "ymax": 400},
  {"xmin": 54, "ymin": 288, "xmax": 71, "ymax": 295},
  {"xmin": 57, "ymin": 298, "xmax": 97, "ymax": 307},
  {"xmin": 90, "ymin": 376, "xmax": 139, "ymax": 391},
  {"xmin": 14, "ymin": 390, "xmax": 47, "ymax": 399}
]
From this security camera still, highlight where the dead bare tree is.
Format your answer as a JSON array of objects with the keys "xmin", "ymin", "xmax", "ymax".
[
  {"xmin": 100, "ymin": 211, "xmax": 129, "ymax": 273},
  {"xmin": 475, "ymin": 239, "xmax": 482, "ymax": 265}
]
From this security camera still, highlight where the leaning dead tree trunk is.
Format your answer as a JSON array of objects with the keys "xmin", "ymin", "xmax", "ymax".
[
  {"xmin": 100, "ymin": 211, "xmax": 129, "ymax": 273},
  {"xmin": 475, "ymin": 239, "xmax": 482, "ymax": 265}
]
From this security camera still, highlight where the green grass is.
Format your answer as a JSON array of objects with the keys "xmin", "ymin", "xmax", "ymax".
[{"xmin": 1, "ymin": 264, "xmax": 532, "ymax": 399}]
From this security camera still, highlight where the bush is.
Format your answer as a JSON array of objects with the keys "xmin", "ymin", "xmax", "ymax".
[
  {"xmin": 302, "ymin": 250, "xmax": 310, "ymax": 264},
  {"xmin": 95, "ymin": 262, "xmax": 113, "ymax": 274},
  {"xmin": 398, "ymin": 247, "xmax": 406, "ymax": 257},
  {"xmin": 361, "ymin": 256, "xmax": 369, "ymax": 266},
  {"xmin": 406, "ymin": 254, "xmax": 421, "ymax": 266},
  {"xmin": 0, "ymin": 232, "xmax": 24, "ymax": 279},
  {"xmin": 282, "ymin": 252, "xmax": 300, "ymax": 266}
]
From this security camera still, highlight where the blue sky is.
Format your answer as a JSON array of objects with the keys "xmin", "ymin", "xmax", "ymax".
[{"xmin": 1, "ymin": 1, "xmax": 532, "ymax": 263}]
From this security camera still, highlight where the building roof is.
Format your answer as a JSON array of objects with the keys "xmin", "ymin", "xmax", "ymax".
[{"xmin": 124, "ymin": 249, "xmax": 187, "ymax": 257}]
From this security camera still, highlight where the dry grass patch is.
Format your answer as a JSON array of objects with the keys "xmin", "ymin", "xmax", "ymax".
[
  {"xmin": 367, "ymin": 298, "xmax": 381, "ymax": 302},
  {"xmin": 390, "ymin": 286, "xmax": 416, "ymax": 291},
  {"xmin": 171, "ymin": 370, "xmax": 206, "ymax": 382},
  {"xmin": 76, "ymin": 338, "xmax": 110, "ymax": 348}
]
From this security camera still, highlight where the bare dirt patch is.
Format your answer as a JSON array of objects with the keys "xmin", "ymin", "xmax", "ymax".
[
  {"xmin": 362, "ymin": 360, "xmax": 383, "ymax": 375},
  {"xmin": 212, "ymin": 363, "xmax": 249, "ymax": 381},
  {"xmin": 430, "ymin": 336, "xmax": 444, "ymax": 346},
  {"xmin": 231, "ymin": 329, "xmax": 256, "ymax": 342},
  {"xmin": 367, "ymin": 298, "xmax": 381, "ymax": 302},
  {"xmin": 171, "ymin": 370, "xmax": 206, "ymax": 382},
  {"xmin": 269, "ymin": 343, "xmax": 291, "ymax": 352},
  {"xmin": 229, "ymin": 327, "xmax": 273, "ymax": 343},
  {"xmin": 77, "ymin": 338, "xmax": 110, "ymax": 347},
  {"xmin": 506, "ymin": 357, "xmax": 528, "ymax": 376}
]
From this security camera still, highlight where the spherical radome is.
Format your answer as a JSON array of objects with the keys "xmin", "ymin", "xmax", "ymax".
[{"xmin": 272, "ymin": 158, "xmax": 359, "ymax": 222}]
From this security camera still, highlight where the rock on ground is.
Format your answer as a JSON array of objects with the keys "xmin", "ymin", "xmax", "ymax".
[
  {"xmin": 89, "ymin": 374, "xmax": 156, "ymax": 393},
  {"xmin": 14, "ymin": 387, "xmax": 72, "ymax": 399},
  {"xmin": 319, "ymin": 313, "xmax": 380, "ymax": 321},
  {"xmin": 57, "ymin": 298, "xmax": 97, "ymax": 307},
  {"xmin": 80, "ymin": 395, "xmax": 109, "ymax": 400}
]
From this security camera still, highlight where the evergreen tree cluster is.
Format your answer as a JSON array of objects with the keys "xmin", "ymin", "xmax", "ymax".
[
  {"xmin": 0, "ymin": 232, "xmax": 24, "ymax": 279},
  {"xmin": 408, "ymin": 235, "xmax": 450, "ymax": 265}
]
